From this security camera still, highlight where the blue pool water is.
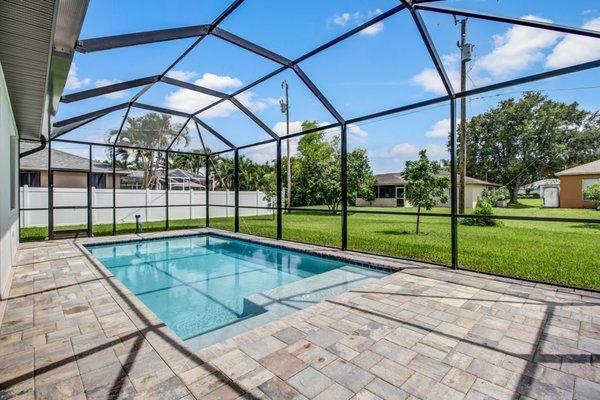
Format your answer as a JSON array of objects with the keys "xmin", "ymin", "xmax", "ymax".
[{"xmin": 86, "ymin": 234, "xmax": 388, "ymax": 348}]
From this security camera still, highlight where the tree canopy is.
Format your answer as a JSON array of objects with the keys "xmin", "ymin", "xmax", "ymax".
[
  {"xmin": 107, "ymin": 113, "xmax": 189, "ymax": 188},
  {"xmin": 465, "ymin": 92, "xmax": 600, "ymax": 203},
  {"xmin": 288, "ymin": 121, "xmax": 376, "ymax": 213}
]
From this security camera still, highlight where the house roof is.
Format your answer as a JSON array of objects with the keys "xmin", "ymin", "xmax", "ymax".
[
  {"xmin": 374, "ymin": 171, "xmax": 500, "ymax": 187},
  {"xmin": 20, "ymin": 143, "xmax": 129, "ymax": 174},
  {"xmin": 555, "ymin": 160, "xmax": 600, "ymax": 176},
  {"xmin": 521, "ymin": 178, "xmax": 560, "ymax": 189}
]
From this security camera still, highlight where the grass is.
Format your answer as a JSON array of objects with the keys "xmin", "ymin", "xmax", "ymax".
[{"xmin": 21, "ymin": 201, "xmax": 600, "ymax": 290}]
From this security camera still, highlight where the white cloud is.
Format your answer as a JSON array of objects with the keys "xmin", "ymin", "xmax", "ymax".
[
  {"xmin": 333, "ymin": 12, "xmax": 351, "ymax": 26},
  {"xmin": 412, "ymin": 16, "xmax": 563, "ymax": 94},
  {"xmin": 384, "ymin": 143, "xmax": 447, "ymax": 159},
  {"xmin": 411, "ymin": 68, "xmax": 461, "ymax": 95},
  {"xmin": 389, "ymin": 143, "xmax": 417, "ymax": 157},
  {"xmin": 165, "ymin": 70, "xmax": 197, "ymax": 81},
  {"xmin": 65, "ymin": 63, "xmax": 91, "ymax": 90},
  {"xmin": 331, "ymin": 9, "xmax": 384, "ymax": 36},
  {"xmin": 359, "ymin": 22, "xmax": 384, "ymax": 36},
  {"xmin": 425, "ymin": 118, "xmax": 461, "ymax": 138},
  {"xmin": 165, "ymin": 72, "xmax": 274, "ymax": 117},
  {"xmin": 244, "ymin": 143, "xmax": 278, "ymax": 164},
  {"xmin": 195, "ymin": 72, "xmax": 242, "ymax": 91},
  {"xmin": 95, "ymin": 79, "xmax": 129, "ymax": 99},
  {"xmin": 348, "ymin": 123, "xmax": 368, "ymax": 139},
  {"xmin": 545, "ymin": 17, "xmax": 600, "ymax": 68},
  {"xmin": 425, "ymin": 144, "xmax": 448, "ymax": 157},
  {"xmin": 472, "ymin": 15, "xmax": 562, "ymax": 79},
  {"xmin": 273, "ymin": 121, "xmax": 304, "ymax": 136}
]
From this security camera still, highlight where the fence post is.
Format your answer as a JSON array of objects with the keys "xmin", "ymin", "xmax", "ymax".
[
  {"xmin": 145, "ymin": 188, "xmax": 149, "ymax": 222},
  {"xmin": 190, "ymin": 187, "xmax": 194, "ymax": 220},
  {"xmin": 225, "ymin": 189, "xmax": 229, "ymax": 218},
  {"xmin": 23, "ymin": 185, "xmax": 29, "ymax": 227},
  {"xmin": 91, "ymin": 186, "xmax": 96, "ymax": 227}
]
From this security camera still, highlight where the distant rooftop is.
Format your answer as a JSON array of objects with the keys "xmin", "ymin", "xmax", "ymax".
[
  {"xmin": 556, "ymin": 160, "xmax": 600, "ymax": 176},
  {"xmin": 374, "ymin": 171, "xmax": 500, "ymax": 187}
]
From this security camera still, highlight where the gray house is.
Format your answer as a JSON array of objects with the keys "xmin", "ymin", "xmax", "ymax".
[{"xmin": 357, "ymin": 171, "xmax": 499, "ymax": 208}]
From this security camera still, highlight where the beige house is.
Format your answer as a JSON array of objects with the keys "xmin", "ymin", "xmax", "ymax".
[
  {"xmin": 556, "ymin": 159, "xmax": 600, "ymax": 209},
  {"xmin": 20, "ymin": 143, "xmax": 128, "ymax": 189},
  {"xmin": 357, "ymin": 171, "xmax": 500, "ymax": 208}
]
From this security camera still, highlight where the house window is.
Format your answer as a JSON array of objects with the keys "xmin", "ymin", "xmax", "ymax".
[
  {"xmin": 583, "ymin": 178, "xmax": 600, "ymax": 200},
  {"xmin": 20, "ymin": 171, "xmax": 41, "ymax": 187},
  {"xmin": 378, "ymin": 185, "xmax": 395, "ymax": 198},
  {"xmin": 91, "ymin": 173, "xmax": 107, "ymax": 188}
]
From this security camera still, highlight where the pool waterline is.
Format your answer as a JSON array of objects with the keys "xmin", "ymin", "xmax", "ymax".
[{"xmin": 85, "ymin": 233, "xmax": 389, "ymax": 349}]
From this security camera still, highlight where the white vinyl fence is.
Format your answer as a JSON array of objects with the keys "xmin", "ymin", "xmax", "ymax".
[{"xmin": 20, "ymin": 186, "xmax": 274, "ymax": 227}]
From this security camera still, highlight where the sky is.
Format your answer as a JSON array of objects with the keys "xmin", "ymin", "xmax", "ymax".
[{"xmin": 55, "ymin": 0, "xmax": 600, "ymax": 174}]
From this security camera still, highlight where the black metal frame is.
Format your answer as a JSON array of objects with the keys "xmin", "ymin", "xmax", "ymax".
[{"xmin": 19, "ymin": 1, "xmax": 599, "ymax": 282}]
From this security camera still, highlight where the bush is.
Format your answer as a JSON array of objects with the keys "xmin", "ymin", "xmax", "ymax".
[
  {"xmin": 481, "ymin": 186, "xmax": 510, "ymax": 205},
  {"xmin": 583, "ymin": 183, "xmax": 600, "ymax": 209},
  {"xmin": 460, "ymin": 199, "xmax": 501, "ymax": 226}
]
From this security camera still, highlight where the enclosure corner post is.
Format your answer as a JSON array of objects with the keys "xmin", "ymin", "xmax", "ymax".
[
  {"xmin": 341, "ymin": 123, "xmax": 348, "ymax": 251},
  {"xmin": 205, "ymin": 154, "xmax": 210, "ymax": 228},
  {"xmin": 165, "ymin": 150, "xmax": 169, "ymax": 231},
  {"xmin": 276, "ymin": 138, "xmax": 282, "ymax": 240},
  {"xmin": 112, "ymin": 145, "xmax": 116, "ymax": 236},
  {"xmin": 48, "ymin": 139, "xmax": 54, "ymax": 240},
  {"xmin": 87, "ymin": 144, "xmax": 92, "ymax": 237},
  {"xmin": 234, "ymin": 148, "xmax": 240, "ymax": 232},
  {"xmin": 450, "ymin": 99, "xmax": 458, "ymax": 269}
]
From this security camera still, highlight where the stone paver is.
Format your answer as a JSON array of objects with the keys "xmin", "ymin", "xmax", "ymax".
[{"xmin": 0, "ymin": 228, "xmax": 599, "ymax": 399}]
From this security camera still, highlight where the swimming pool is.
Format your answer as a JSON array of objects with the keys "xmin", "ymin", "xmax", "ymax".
[{"xmin": 86, "ymin": 234, "xmax": 388, "ymax": 348}]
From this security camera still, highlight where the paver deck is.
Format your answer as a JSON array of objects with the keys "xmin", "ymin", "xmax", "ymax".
[{"xmin": 1, "ymin": 229, "xmax": 599, "ymax": 399}]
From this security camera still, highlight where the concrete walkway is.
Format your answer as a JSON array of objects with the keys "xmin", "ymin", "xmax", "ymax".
[{"xmin": 0, "ymin": 230, "xmax": 599, "ymax": 399}]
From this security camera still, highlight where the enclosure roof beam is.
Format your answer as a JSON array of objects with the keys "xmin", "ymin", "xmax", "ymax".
[
  {"xmin": 294, "ymin": 4, "xmax": 407, "ymax": 64},
  {"xmin": 50, "ymin": 114, "xmax": 104, "ymax": 140},
  {"xmin": 210, "ymin": 0, "xmax": 246, "ymax": 30},
  {"xmin": 53, "ymin": 102, "xmax": 129, "ymax": 128},
  {"xmin": 229, "ymin": 97, "xmax": 279, "ymax": 140},
  {"xmin": 407, "ymin": 4, "xmax": 455, "ymax": 97},
  {"xmin": 415, "ymin": 4, "xmax": 600, "ymax": 39},
  {"xmin": 195, "ymin": 120, "xmax": 208, "ymax": 155},
  {"xmin": 211, "ymin": 28, "xmax": 292, "ymax": 66},
  {"xmin": 161, "ymin": 76, "xmax": 229, "ymax": 98},
  {"xmin": 292, "ymin": 65, "xmax": 345, "ymax": 124},
  {"xmin": 455, "ymin": 59, "xmax": 600, "ymax": 99},
  {"xmin": 75, "ymin": 25, "xmax": 211, "ymax": 53},
  {"xmin": 132, "ymin": 103, "xmax": 191, "ymax": 118},
  {"xmin": 192, "ymin": 116, "xmax": 236, "ymax": 150},
  {"xmin": 166, "ymin": 117, "xmax": 193, "ymax": 151},
  {"xmin": 60, "ymin": 75, "xmax": 160, "ymax": 103}
]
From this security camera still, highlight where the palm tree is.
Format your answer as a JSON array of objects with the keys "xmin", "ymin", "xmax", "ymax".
[{"xmin": 108, "ymin": 113, "xmax": 190, "ymax": 188}]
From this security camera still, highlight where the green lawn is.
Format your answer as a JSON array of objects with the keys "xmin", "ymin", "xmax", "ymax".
[{"xmin": 20, "ymin": 202, "xmax": 600, "ymax": 290}]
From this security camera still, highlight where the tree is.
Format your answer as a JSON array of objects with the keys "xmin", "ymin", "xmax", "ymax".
[
  {"xmin": 465, "ymin": 92, "xmax": 600, "ymax": 204},
  {"xmin": 108, "ymin": 113, "xmax": 189, "ymax": 188},
  {"xmin": 584, "ymin": 183, "xmax": 600, "ymax": 209},
  {"xmin": 404, "ymin": 150, "xmax": 449, "ymax": 234},
  {"xmin": 291, "ymin": 121, "xmax": 376, "ymax": 213}
]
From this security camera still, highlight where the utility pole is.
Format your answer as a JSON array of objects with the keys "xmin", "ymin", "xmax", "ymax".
[
  {"xmin": 280, "ymin": 81, "xmax": 291, "ymax": 209},
  {"xmin": 456, "ymin": 17, "xmax": 472, "ymax": 214}
]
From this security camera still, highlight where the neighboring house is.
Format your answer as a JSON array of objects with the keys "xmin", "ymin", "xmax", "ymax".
[
  {"xmin": 20, "ymin": 143, "xmax": 128, "ymax": 188},
  {"xmin": 519, "ymin": 179, "xmax": 560, "ymax": 196},
  {"xmin": 555, "ymin": 159, "xmax": 600, "ymax": 209},
  {"xmin": 357, "ymin": 171, "xmax": 500, "ymax": 208},
  {"xmin": 120, "ymin": 169, "xmax": 211, "ymax": 191},
  {"xmin": 520, "ymin": 178, "xmax": 561, "ymax": 208}
]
